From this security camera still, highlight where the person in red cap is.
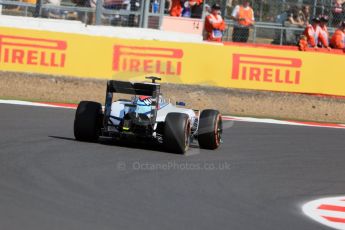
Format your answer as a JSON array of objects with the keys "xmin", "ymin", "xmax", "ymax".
[
  {"xmin": 204, "ymin": 4, "xmax": 226, "ymax": 42},
  {"xmin": 167, "ymin": 0, "xmax": 182, "ymax": 16},
  {"xmin": 231, "ymin": 0, "xmax": 255, "ymax": 42},
  {"xmin": 318, "ymin": 15, "xmax": 331, "ymax": 50},
  {"xmin": 303, "ymin": 17, "xmax": 321, "ymax": 48},
  {"xmin": 330, "ymin": 20, "xmax": 345, "ymax": 50}
]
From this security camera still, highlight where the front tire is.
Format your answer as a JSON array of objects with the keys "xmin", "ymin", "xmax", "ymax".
[
  {"xmin": 164, "ymin": 113, "xmax": 191, "ymax": 154},
  {"xmin": 74, "ymin": 101, "xmax": 103, "ymax": 142},
  {"xmin": 198, "ymin": 109, "xmax": 222, "ymax": 150}
]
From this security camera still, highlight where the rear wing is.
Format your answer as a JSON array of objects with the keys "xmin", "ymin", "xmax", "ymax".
[
  {"xmin": 103, "ymin": 80, "xmax": 161, "ymax": 128},
  {"xmin": 107, "ymin": 80, "xmax": 160, "ymax": 97}
]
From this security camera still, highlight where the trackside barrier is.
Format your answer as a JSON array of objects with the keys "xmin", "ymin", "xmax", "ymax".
[{"xmin": 0, "ymin": 26, "xmax": 345, "ymax": 96}]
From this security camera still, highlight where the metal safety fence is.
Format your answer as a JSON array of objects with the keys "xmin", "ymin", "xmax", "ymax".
[
  {"xmin": 210, "ymin": 0, "xmax": 344, "ymax": 26},
  {"xmin": 222, "ymin": 19, "xmax": 336, "ymax": 45},
  {"xmin": 0, "ymin": 0, "xmax": 143, "ymax": 26},
  {"xmin": 0, "ymin": 0, "xmax": 341, "ymax": 45},
  {"xmin": 1, "ymin": 0, "xmax": 344, "ymax": 25}
]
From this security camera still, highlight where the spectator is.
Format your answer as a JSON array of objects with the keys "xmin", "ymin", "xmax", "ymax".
[
  {"xmin": 189, "ymin": 0, "xmax": 203, "ymax": 18},
  {"xmin": 282, "ymin": 5, "xmax": 306, "ymax": 45},
  {"xmin": 225, "ymin": 0, "xmax": 234, "ymax": 18},
  {"xmin": 151, "ymin": 0, "xmax": 159, "ymax": 13},
  {"xmin": 298, "ymin": 35, "xmax": 308, "ymax": 51},
  {"xmin": 287, "ymin": 5, "xmax": 304, "ymax": 27},
  {"xmin": 231, "ymin": 0, "xmax": 254, "ymax": 43},
  {"xmin": 330, "ymin": 20, "xmax": 345, "ymax": 49},
  {"xmin": 124, "ymin": 0, "xmax": 131, "ymax": 10},
  {"xmin": 204, "ymin": 3, "xmax": 211, "ymax": 16},
  {"xmin": 272, "ymin": 8, "xmax": 289, "ymax": 44},
  {"xmin": 300, "ymin": 5, "xmax": 311, "ymax": 25},
  {"xmin": 303, "ymin": 17, "xmax": 321, "ymax": 49},
  {"xmin": 181, "ymin": 0, "xmax": 191, "ymax": 17},
  {"xmin": 204, "ymin": 4, "xmax": 226, "ymax": 42},
  {"xmin": 23, "ymin": 0, "xmax": 36, "ymax": 4},
  {"xmin": 72, "ymin": 0, "xmax": 96, "ymax": 24},
  {"xmin": 331, "ymin": 0, "xmax": 345, "ymax": 27},
  {"xmin": 103, "ymin": 0, "xmax": 137, "ymax": 26},
  {"xmin": 42, "ymin": 0, "xmax": 62, "ymax": 19},
  {"xmin": 319, "ymin": 15, "xmax": 331, "ymax": 50},
  {"xmin": 103, "ymin": 0, "xmax": 125, "ymax": 10},
  {"xmin": 275, "ymin": 9, "xmax": 289, "ymax": 25},
  {"xmin": 167, "ymin": 0, "xmax": 182, "ymax": 16}
]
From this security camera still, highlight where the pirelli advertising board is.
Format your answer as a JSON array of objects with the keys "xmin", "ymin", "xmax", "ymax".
[{"xmin": 1, "ymin": 26, "xmax": 345, "ymax": 96}]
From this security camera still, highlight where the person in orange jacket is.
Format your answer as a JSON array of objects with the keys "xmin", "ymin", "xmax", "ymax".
[
  {"xmin": 204, "ymin": 4, "xmax": 226, "ymax": 42},
  {"xmin": 231, "ymin": 0, "xmax": 255, "ymax": 42},
  {"xmin": 330, "ymin": 20, "xmax": 345, "ymax": 50},
  {"xmin": 167, "ymin": 0, "xmax": 182, "ymax": 16},
  {"xmin": 319, "ymin": 15, "xmax": 331, "ymax": 50},
  {"xmin": 189, "ymin": 0, "xmax": 203, "ymax": 18},
  {"xmin": 303, "ymin": 17, "xmax": 322, "ymax": 48},
  {"xmin": 298, "ymin": 35, "xmax": 308, "ymax": 51}
]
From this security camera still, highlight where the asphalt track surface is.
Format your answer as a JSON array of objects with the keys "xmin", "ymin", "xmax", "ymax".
[{"xmin": 1, "ymin": 103, "xmax": 345, "ymax": 230}]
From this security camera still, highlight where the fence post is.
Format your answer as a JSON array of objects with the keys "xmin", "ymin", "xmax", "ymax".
[
  {"xmin": 201, "ymin": 0, "xmax": 206, "ymax": 22},
  {"xmin": 281, "ymin": 0, "xmax": 286, "ymax": 12},
  {"xmin": 128, "ymin": 0, "xmax": 136, "ymax": 27},
  {"xmin": 221, "ymin": 0, "xmax": 227, "ymax": 17},
  {"xmin": 259, "ymin": 0, "xmax": 263, "ymax": 22},
  {"xmin": 33, "ymin": 0, "xmax": 42, "ymax": 17},
  {"xmin": 158, "ymin": 0, "xmax": 166, "ymax": 29},
  {"xmin": 141, "ymin": 0, "xmax": 150, "ymax": 28},
  {"xmin": 312, "ymin": 0, "xmax": 317, "ymax": 18},
  {"xmin": 95, "ymin": 0, "xmax": 103, "ymax": 25}
]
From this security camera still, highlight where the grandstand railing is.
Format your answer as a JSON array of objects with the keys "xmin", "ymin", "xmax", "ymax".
[{"xmin": 0, "ymin": 0, "xmax": 340, "ymax": 46}]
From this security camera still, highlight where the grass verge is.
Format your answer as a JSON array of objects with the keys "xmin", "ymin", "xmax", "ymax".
[{"xmin": 1, "ymin": 71, "xmax": 345, "ymax": 123}]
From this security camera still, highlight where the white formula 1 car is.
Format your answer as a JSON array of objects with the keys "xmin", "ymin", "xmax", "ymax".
[{"xmin": 74, "ymin": 77, "xmax": 222, "ymax": 154}]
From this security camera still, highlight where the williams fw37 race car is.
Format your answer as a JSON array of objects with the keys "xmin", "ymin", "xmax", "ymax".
[{"xmin": 74, "ymin": 77, "xmax": 222, "ymax": 154}]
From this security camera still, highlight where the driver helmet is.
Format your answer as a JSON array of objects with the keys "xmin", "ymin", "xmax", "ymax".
[{"xmin": 134, "ymin": 96, "xmax": 152, "ymax": 114}]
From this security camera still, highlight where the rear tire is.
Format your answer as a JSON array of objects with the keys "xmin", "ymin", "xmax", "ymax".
[
  {"xmin": 164, "ymin": 113, "xmax": 191, "ymax": 154},
  {"xmin": 198, "ymin": 109, "xmax": 222, "ymax": 150},
  {"xmin": 74, "ymin": 101, "xmax": 103, "ymax": 142}
]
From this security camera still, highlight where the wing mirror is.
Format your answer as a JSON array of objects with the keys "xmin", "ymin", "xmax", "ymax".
[{"xmin": 176, "ymin": 101, "xmax": 186, "ymax": 106}]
